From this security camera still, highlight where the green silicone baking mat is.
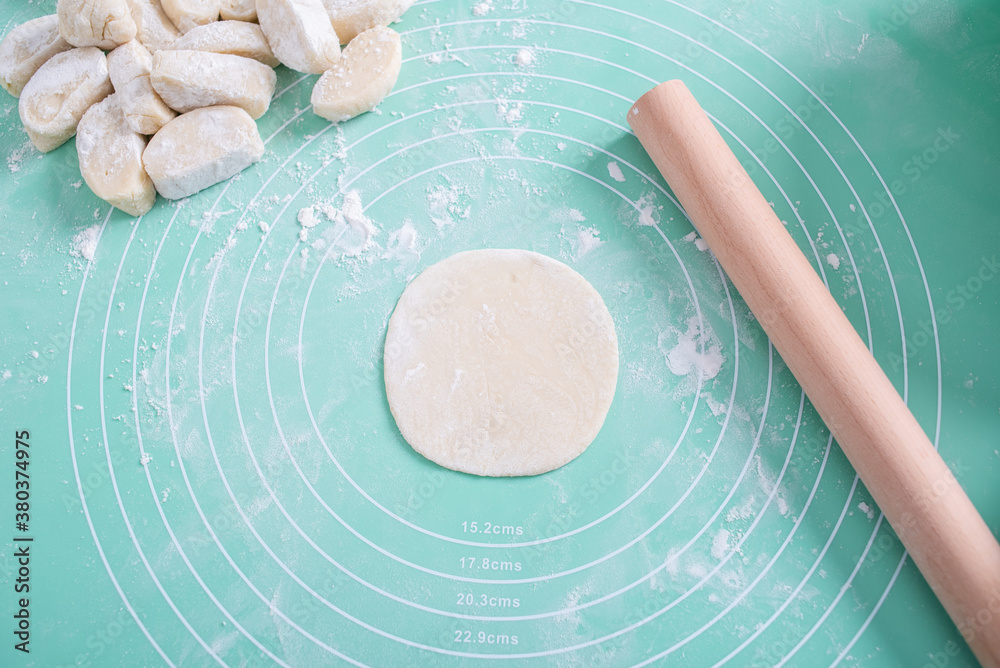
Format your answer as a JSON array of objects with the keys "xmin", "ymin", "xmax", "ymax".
[{"xmin": 2, "ymin": 0, "xmax": 999, "ymax": 666}]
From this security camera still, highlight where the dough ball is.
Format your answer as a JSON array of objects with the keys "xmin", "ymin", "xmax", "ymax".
[{"xmin": 384, "ymin": 249, "xmax": 619, "ymax": 477}]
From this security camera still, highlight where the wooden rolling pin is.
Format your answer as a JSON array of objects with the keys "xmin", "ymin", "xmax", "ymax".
[{"xmin": 629, "ymin": 80, "xmax": 1000, "ymax": 666}]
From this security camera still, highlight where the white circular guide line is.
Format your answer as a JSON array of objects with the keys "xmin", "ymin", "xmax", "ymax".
[
  {"xmin": 124, "ymin": 205, "xmax": 292, "ymax": 666},
  {"xmin": 65, "ymin": 208, "xmax": 176, "ymax": 668},
  {"xmin": 621, "ymin": 1, "xmax": 942, "ymax": 659},
  {"xmin": 77, "ymin": 79, "xmax": 369, "ymax": 664},
  {"xmin": 293, "ymin": 121, "xmax": 710, "ymax": 549},
  {"xmin": 655, "ymin": 0, "xmax": 942, "ymax": 405},
  {"xmin": 250, "ymin": 154, "xmax": 752, "ymax": 656},
  {"xmin": 402, "ymin": 21, "xmax": 874, "ymax": 347},
  {"xmin": 776, "ymin": 512, "xmax": 889, "ymax": 665},
  {"xmin": 182, "ymin": 81, "xmax": 712, "ymax": 568},
  {"xmin": 162, "ymin": 208, "xmax": 370, "ymax": 667},
  {"xmin": 703, "ymin": 471, "xmax": 864, "ymax": 666},
  {"xmin": 292, "ymin": 92, "xmax": 842, "ymax": 550},
  {"xmin": 535, "ymin": 4, "xmax": 929, "ymax": 660},
  {"xmin": 417, "ymin": 10, "xmax": 915, "ymax": 663},
  {"xmin": 95, "ymin": 211, "xmax": 226, "ymax": 666},
  {"xmin": 96, "ymin": 87, "xmax": 351, "ymax": 667},
  {"xmin": 251, "ymin": 154, "xmax": 725, "ymax": 585},
  {"xmin": 61, "ymin": 1, "xmax": 941, "ymax": 662},
  {"xmin": 182, "ymin": 27, "xmax": 852, "ymax": 656},
  {"xmin": 274, "ymin": 160, "xmax": 754, "ymax": 620}
]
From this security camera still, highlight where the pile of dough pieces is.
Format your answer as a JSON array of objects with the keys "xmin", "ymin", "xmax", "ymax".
[{"xmin": 0, "ymin": 0, "xmax": 411, "ymax": 216}]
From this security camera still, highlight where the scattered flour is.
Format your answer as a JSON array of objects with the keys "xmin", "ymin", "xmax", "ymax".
[
  {"xmin": 496, "ymin": 99, "xmax": 523, "ymax": 124},
  {"xmin": 826, "ymin": 253, "xmax": 841, "ymax": 270},
  {"xmin": 7, "ymin": 140, "xmax": 35, "ymax": 173},
  {"xmin": 574, "ymin": 227, "xmax": 603, "ymax": 260},
  {"xmin": 383, "ymin": 220, "xmax": 419, "ymax": 260},
  {"xmin": 636, "ymin": 193, "xmax": 658, "ymax": 226},
  {"xmin": 297, "ymin": 205, "xmax": 322, "ymax": 242},
  {"xmin": 726, "ymin": 495, "xmax": 755, "ymax": 522},
  {"xmin": 659, "ymin": 317, "xmax": 725, "ymax": 381},
  {"xmin": 711, "ymin": 528, "xmax": 731, "ymax": 560},
  {"xmin": 472, "ymin": 1, "xmax": 493, "ymax": 16},
  {"xmin": 341, "ymin": 190, "xmax": 378, "ymax": 251},
  {"xmin": 664, "ymin": 548, "xmax": 680, "ymax": 576},
  {"xmin": 297, "ymin": 206, "xmax": 321, "ymax": 229},
  {"xmin": 71, "ymin": 224, "xmax": 102, "ymax": 261},
  {"xmin": 426, "ymin": 184, "xmax": 469, "ymax": 229},
  {"xmin": 683, "ymin": 230, "xmax": 708, "ymax": 251},
  {"xmin": 607, "ymin": 162, "xmax": 625, "ymax": 183},
  {"xmin": 858, "ymin": 501, "xmax": 875, "ymax": 520},
  {"xmin": 514, "ymin": 48, "xmax": 535, "ymax": 66}
]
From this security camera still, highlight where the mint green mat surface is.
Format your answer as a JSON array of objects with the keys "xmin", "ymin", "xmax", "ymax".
[{"xmin": 2, "ymin": 1, "xmax": 998, "ymax": 666}]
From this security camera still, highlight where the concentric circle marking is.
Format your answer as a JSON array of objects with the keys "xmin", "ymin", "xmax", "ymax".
[{"xmin": 57, "ymin": 0, "xmax": 944, "ymax": 663}]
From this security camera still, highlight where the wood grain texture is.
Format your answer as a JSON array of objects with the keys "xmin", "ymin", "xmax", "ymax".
[{"xmin": 628, "ymin": 80, "xmax": 1000, "ymax": 667}]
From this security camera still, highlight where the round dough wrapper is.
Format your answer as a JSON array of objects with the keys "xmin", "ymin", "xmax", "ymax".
[{"xmin": 384, "ymin": 249, "xmax": 619, "ymax": 477}]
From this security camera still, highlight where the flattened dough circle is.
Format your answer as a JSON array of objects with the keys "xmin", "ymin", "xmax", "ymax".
[{"xmin": 384, "ymin": 249, "xmax": 619, "ymax": 477}]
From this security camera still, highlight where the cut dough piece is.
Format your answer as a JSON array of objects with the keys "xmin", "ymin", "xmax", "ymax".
[
  {"xmin": 0, "ymin": 15, "xmax": 73, "ymax": 98},
  {"xmin": 151, "ymin": 50, "xmax": 276, "ymax": 118},
  {"xmin": 19, "ymin": 47, "xmax": 113, "ymax": 153},
  {"xmin": 127, "ymin": 0, "xmax": 182, "ymax": 53},
  {"xmin": 219, "ymin": 0, "xmax": 256, "ymax": 22},
  {"xmin": 384, "ymin": 249, "xmax": 619, "ymax": 477},
  {"xmin": 57, "ymin": 0, "xmax": 137, "ymax": 49},
  {"xmin": 142, "ymin": 105, "xmax": 264, "ymax": 199},
  {"xmin": 256, "ymin": 0, "xmax": 340, "ymax": 74},
  {"xmin": 160, "ymin": 0, "xmax": 220, "ymax": 33},
  {"xmin": 311, "ymin": 25, "xmax": 400, "ymax": 123},
  {"xmin": 322, "ymin": 0, "xmax": 414, "ymax": 44},
  {"xmin": 169, "ymin": 21, "xmax": 279, "ymax": 67},
  {"xmin": 76, "ymin": 93, "xmax": 156, "ymax": 216},
  {"xmin": 107, "ymin": 40, "xmax": 176, "ymax": 134}
]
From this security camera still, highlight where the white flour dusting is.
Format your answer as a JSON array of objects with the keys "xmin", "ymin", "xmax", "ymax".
[
  {"xmin": 659, "ymin": 317, "xmax": 724, "ymax": 381},
  {"xmin": 472, "ymin": 1, "xmax": 493, "ymax": 16},
  {"xmin": 496, "ymin": 99, "xmax": 523, "ymax": 124},
  {"xmin": 7, "ymin": 140, "xmax": 35, "ymax": 173},
  {"xmin": 71, "ymin": 224, "xmax": 101, "ymax": 261},
  {"xmin": 574, "ymin": 227, "xmax": 603, "ymax": 260},
  {"xmin": 826, "ymin": 252, "xmax": 841, "ymax": 269},
  {"xmin": 858, "ymin": 501, "xmax": 875, "ymax": 519},
  {"xmin": 711, "ymin": 528, "xmax": 731, "ymax": 560},
  {"xmin": 636, "ymin": 193, "xmax": 658, "ymax": 226},
  {"xmin": 341, "ymin": 190, "xmax": 378, "ymax": 251},
  {"xmin": 514, "ymin": 48, "xmax": 535, "ymax": 66},
  {"xmin": 383, "ymin": 220, "xmax": 420, "ymax": 261},
  {"xmin": 297, "ymin": 206, "xmax": 322, "ymax": 242},
  {"xmin": 607, "ymin": 162, "xmax": 625, "ymax": 182},
  {"xmin": 426, "ymin": 184, "xmax": 469, "ymax": 229}
]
